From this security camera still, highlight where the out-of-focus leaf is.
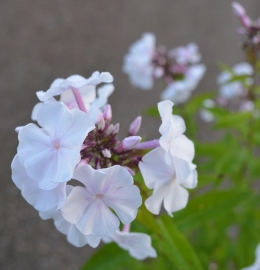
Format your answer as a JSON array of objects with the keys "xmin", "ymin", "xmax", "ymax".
[
  {"xmin": 174, "ymin": 191, "xmax": 251, "ymax": 233},
  {"xmin": 214, "ymin": 111, "xmax": 251, "ymax": 129},
  {"xmin": 144, "ymin": 106, "xmax": 160, "ymax": 117},
  {"xmin": 156, "ymin": 216, "xmax": 204, "ymax": 270}
]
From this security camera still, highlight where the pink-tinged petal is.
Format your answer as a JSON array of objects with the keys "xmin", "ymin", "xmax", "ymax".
[
  {"xmin": 66, "ymin": 226, "xmax": 93, "ymax": 248},
  {"xmin": 22, "ymin": 181, "xmax": 66, "ymax": 211},
  {"xmin": 18, "ymin": 123, "xmax": 51, "ymax": 162},
  {"xmin": 76, "ymin": 199, "xmax": 120, "ymax": 237},
  {"xmin": 11, "ymin": 155, "xmax": 28, "ymax": 190},
  {"xmin": 181, "ymin": 165, "xmax": 198, "ymax": 189},
  {"xmin": 170, "ymin": 134, "xmax": 195, "ymax": 161},
  {"xmin": 104, "ymin": 185, "xmax": 142, "ymax": 224},
  {"xmin": 139, "ymin": 147, "xmax": 174, "ymax": 189},
  {"xmin": 61, "ymin": 108, "xmax": 95, "ymax": 147},
  {"xmin": 73, "ymin": 165, "xmax": 107, "ymax": 194},
  {"xmin": 61, "ymin": 186, "xmax": 94, "ymax": 224},
  {"xmin": 163, "ymin": 181, "xmax": 189, "ymax": 216},
  {"xmin": 145, "ymin": 182, "xmax": 171, "ymax": 215},
  {"xmin": 99, "ymin": 165, "xmax": 134, "ymax": 195},
  {"xmin": 172, "ymin": 156, "xmax": 191, "ymax": 184},
  {"xmin": 113, "ymin": 231, "xmax": 157, "ymax": 260},
  {"xmin": 23, "ymin": 148, "xmax": 59, "ymax": 190},
  {"xmin": 37, "ymin": 102, "xmax": 73, "ymax": 138}
]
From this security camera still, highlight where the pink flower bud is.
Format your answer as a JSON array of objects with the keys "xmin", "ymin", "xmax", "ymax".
[
  {"xmin": 129, "ymin": 116, "xmax": 142, "ymax": 135},
  {"xmin": 122, "ymin": 136, "xmax": 141, "ymax": 150},
  {"xmin": 97, "ymin": 117, "xmax": 105, "ymax": 131},
  {"xmin": 123, "ymin": 166, "xmax": 135, "ymax": 176},
  {"xmin": 113, "ymin": 123, "xmax": 120, "ymax": 134},
  {"xmin": 102, "ymin": 149, "xmax": 112, "ymax": 158},
  {"xmin": 103, "ymin": 104, "xmax": 112, "ymax": 121}
]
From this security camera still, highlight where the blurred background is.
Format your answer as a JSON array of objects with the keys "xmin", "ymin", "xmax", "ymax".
[{"xmin": 1, "ymin": 0, "xmax": 259, "ymax": 269}]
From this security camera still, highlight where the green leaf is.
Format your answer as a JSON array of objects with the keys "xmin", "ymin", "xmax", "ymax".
[
  {"xmin": 214, "ymin": 111, "xmax": 251, "ymax": 129},
  {"xmin": 174, "ymin": 191, "xmax": 251, "ymax": 233},
  {"xmin": 80, "ymin": 243, "xmax": 143, "ymax": 270},
  {"xmin": 156, "ymin": 216, "xmax": 204, "ymax": 270},
  {"xmin": 144, "ymin": 106, "xmax": 160, "ymax": 117}
]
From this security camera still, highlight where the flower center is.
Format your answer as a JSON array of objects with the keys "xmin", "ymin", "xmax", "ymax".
[
  {"xmin": 53, "ymin": 139, "xmax": 61, "ymax": 150},
  {"xmin": 96, "ymin": 194, "xmax": 103, "ymax": 199}
]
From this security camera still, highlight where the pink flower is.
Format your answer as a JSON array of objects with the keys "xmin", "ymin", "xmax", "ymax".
[{"xmin": 61, "ymin": 165, "xmax": 142, "ymax": 237}]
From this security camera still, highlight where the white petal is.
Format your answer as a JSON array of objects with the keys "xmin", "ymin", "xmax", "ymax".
[
  {"xmin": 145, "ymin": 181, "xmax": 171, "ymax": 215},
  {"xmin": 163, "ymin": 181, "xmax": 189, "ymax": 216},
  {"xmin": 37, "ymin": 102, "xmax": 74, "ymax": 138},
  {"xmin": 61, "ymin": 186, "xmax": 93, "ymax": 224},
  {"xmin": 104, "ymin": 185, "xmax": 142, "ymax": 224},
  {"xmin": 170, "ymin": 134, "xmax": 195, "ymax": 161},
  {"xmin": 99, "ymin": 165, "xmax": 134, "ymax": 195},
  {"xmin": 172, "ymin": 156, "xmax": 191, "ymax": 184},
  {"xmin": 11, "ymin": 155, "xmax": 28, "ymax": 190},
  {"xmin": 113, "ymin": 231, "xmax": 157, "ymax": 260},
  {"xmin": 139, "ymin": 147, "xmax": 174, "ymax": 189},
  {"xmin": 76, "ymin": 199, "xmax": 120, "ymax": 237},
  {"xmin": 181, "ymin": 165, "xmax": 198, "ymax": 189}
]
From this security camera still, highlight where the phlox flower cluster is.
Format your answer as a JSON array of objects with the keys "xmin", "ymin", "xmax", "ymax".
[
  {"xmin": 11, "ymin": 71, "xmax": 197, "ymax": 260},
  {"xmin": 232, "ymin": 2, "xmax": 260, "ymax": 54},
  {"xmin": 200, "ymin": 62, "xmax": 254, "ymax": 123},
  {"xmin": 123, "ymin": 33, "xmax": 206, "ymax": 104}
]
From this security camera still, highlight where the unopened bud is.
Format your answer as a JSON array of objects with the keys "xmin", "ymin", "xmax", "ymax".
[
  {"xmin": 122, "ymin": 136, "xmax": 141, "ymax": 150},
  {"xmin": 129, "ymin": 116, "xmax": 142, "ymax": 135},
  {"xmin": 97, "ymin": 117, "xmax": 105, "ymax": 131},
  {"xmin": 123, "ymin": 166, "xmax": 135, "ymax": 176},
  {"xmin": 103, "ymin": 104, "xmax": 112, "ymax": 121},
  {"xmin": 106, "ymin": 124, "xmax": 114, "ymax": 135},
  {"xmin": 102, "ymin": 149, "xmax": 111, "ymax": 158},
  {"xmin": 113, "ymin": 123, "xmax": 120, "ymax": 134}
]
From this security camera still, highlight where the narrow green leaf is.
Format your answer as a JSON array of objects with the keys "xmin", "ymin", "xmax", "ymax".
[
  {"xmin": 174, "ymin": 191, "xmax": 250, "ymax": 233},
  {"xmin": 156, "ymin": 216, "xmax": 204, "ymax": 270}
]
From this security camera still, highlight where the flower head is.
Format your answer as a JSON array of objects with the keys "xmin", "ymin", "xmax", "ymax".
[
  {"xmin": 123, "ymin": 33, "xmax": 156, "ymax": 90},
  {"xmin": 61, "ymin": 164, "xmax": 142, "ymax": 237}
]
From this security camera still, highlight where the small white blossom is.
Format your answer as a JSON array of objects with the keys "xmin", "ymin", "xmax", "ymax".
[
  {"xmin": 123, "ymin": 33, "xmax": 156, "ymax": 90},
  {"xmin": 139, "ymin": 147, "xmax": 197, "ymax": 216},
  {"xmin": 17, "ymin": 102, "xmax": 95, "ymax": 190},
  {"xmin": 61, "ymin": 165, "xmax": 142, "ymax": 237}
]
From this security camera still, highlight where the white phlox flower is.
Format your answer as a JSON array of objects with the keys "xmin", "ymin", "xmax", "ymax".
[
  {"xmin": 17, "ymin": 102, "xmax": 95, "ymax": 190},
  {"xmin": 32, "ymin": 72, "xmax": 114, "ymax": 122},
  {"xmin": 241, "ymin": 243, "xmax": 260, "ymax": 270},
  {"xmin": 103, "ymin": 230, "xmax": 157, "ymax": 260},
  {"xmin": 11, "ymin": 155, "xmax": 66, "ymax": 212},
  {"xmin": 61, "ymin": 164, "xmax": 142, "ymax": 238},
  {"xmin": 161, "ymin": 64, "xmax": 206, "ymax": 104},
  {"xmin": 139, "ymin": 146, "xmax": 197, "ymax": 216},
  {"xmin": 169, "ymin": 43, "xmax": 201, "ymax": 65},
  {"xmin": 217, "ymin": 62, "xmax": 253, "ymax": 99},
  {"xmin": 123, "ymin": 33, "xmax": 156, "ymax": 90},
  {"xmin": 39, "ymin": 185, "xmax": 101, "ymax": 248},
  {"xmin": 158, "ymin": 100, "xmax": 195, "ymax": 163}
]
